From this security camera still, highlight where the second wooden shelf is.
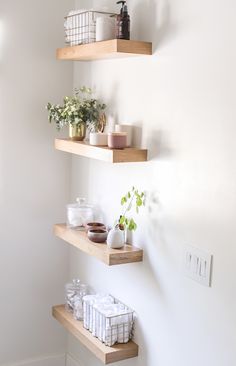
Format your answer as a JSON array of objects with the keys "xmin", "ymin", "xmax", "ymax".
[{"xmin": 54, "ymin": 224, "xmax": 143, "ymax": 266}]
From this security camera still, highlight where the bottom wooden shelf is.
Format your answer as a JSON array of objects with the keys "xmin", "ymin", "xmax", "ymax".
[{"xmin": 52, "ymin": 305, "xmax": 139, "ymax": 364}]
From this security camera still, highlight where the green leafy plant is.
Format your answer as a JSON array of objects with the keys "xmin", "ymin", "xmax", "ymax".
[
  {"xmin": 46, "ymin": 86, "xmax": 106, "ymax": 132},
  {"xmin": 118, "ymin": 187, "xmax": 145, "ymax": 231}
]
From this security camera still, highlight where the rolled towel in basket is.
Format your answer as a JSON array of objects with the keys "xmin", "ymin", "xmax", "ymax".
[
  {"xmin": 94, "ymin": 302, "xmax": 133, "ymax": 346},
  {"xmin": 65, "ymin": 9, "xmax": 96, "ymax": 45},
  {"xmin": 65, "ymin": 10, "xmax": 82, "ymax": 45},
  {"xmin": 83, "ymin": 294, "xmax": 114, "ymax": 332}
]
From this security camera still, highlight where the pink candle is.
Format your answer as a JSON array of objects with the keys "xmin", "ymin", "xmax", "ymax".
[{"xmin": 108, "ymin": 132, "xmax": 127, "ymax": 149}]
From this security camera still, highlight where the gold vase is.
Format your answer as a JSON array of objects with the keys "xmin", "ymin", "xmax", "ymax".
[{"xmin": 69, "ymin": 123, "xmax": 86, "ymax": 141}]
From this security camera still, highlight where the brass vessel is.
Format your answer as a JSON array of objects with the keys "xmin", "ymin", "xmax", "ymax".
[{"xmin": 69, "ymin": 123, "xmax": 86, "ymax": 141}]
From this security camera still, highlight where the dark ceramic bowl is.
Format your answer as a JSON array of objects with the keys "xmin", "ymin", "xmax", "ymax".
[
  {"xmin": 85, "ymin": 222, "xmax": 106, "ymax": 233},
  {"xmin": 87, "ymin": 229, "xmax": 108, "ymax": 243}
]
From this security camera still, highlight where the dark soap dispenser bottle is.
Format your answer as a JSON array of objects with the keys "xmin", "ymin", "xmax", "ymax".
[{"xmin": 116, "ymin": 1, "xmax": 130, "ymax": 40}]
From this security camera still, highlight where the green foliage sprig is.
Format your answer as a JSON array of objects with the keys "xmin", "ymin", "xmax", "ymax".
[
  {"xmin": 118, "ymin": 187, "xmax": 145, "ymax": 231},
  {"xmin": 46, "ymin": 87, "xmax": 106, "ymax": 132}
]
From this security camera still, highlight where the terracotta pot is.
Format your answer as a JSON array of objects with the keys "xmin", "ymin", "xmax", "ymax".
[{"xmin": 69, "ymin": 123, "xmax": 86, "ymax": 141}]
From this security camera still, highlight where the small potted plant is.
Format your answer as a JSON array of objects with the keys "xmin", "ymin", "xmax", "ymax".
[
  {"xmin": 107, "ymin": 187, "xmax": 145, "ymax": 248},
  {"xmin": 46, "ymin": 87, "xmax": 106, "ymax": 141},
  {"xmin": 118, "ymin": 187, "xmax": 145, "ymax": 238}
]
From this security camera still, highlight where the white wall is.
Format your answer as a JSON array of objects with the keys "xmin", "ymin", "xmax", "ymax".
[
  {"xmin": 0, "ymin": 1, "xmax": 73, "ymax": 364},
  {"xmin": 68, "ymin": 0, "xmax": 236, "ymax": 365}
]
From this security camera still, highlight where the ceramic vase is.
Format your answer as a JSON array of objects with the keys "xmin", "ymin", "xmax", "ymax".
[{"xmin": 107, "ymin": 227, "xmax": 125, "ymax": 249}]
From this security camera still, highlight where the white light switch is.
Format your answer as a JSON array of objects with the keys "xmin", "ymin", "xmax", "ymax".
[{"xmin": 183, "ymin": 245, "xmax": 212, "ymax": 287}]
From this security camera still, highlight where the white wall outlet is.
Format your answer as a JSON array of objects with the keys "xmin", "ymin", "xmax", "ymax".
[{"xmin": 183, "ymin": 245, "xmax": 212, "ymax": 287}]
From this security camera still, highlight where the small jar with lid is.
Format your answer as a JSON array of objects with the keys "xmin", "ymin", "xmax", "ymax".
[
  {"xmin": 67, "ymin": 198, "xmax": 94, "ymax": 230},
  {"xmin": 73, "ymin": 284, "xmax": 89, "ymax": 320},
  {"xmin": 65, "ymin": 279, "xmax": 81, "ymax": 312},
  {"xmin": 108, "ymin": 132, "xmax": 127, "ymax": 149}
]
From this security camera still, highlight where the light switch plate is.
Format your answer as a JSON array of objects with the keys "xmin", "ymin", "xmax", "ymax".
[{"xmin": 183, "ymin": 245, "xmax": 212, "ymax": 287}]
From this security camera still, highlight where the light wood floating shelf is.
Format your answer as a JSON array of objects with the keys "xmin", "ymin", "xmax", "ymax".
[
  {"xmin": 55, "ymin": 139, "xmax": 148, "ymax": 163},
  {"xmin": 57, "ymin": 39, "xmax": 152, "ymax": 61},
  {"xmin": 52, "ymin": 305, "xmax": 138, "ymax": 364},
  {"xmin": 54, "ymin": 224, "xmax": 143, "ymax": 266}
]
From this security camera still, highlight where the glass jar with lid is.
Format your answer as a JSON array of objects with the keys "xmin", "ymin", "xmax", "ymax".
[
  {"xmin": 65, "ymin": 279, "xmax": 81, "ymax": 312},
  {"xmin": 66, "ymin": 197, "xmax": 94, "ymax": 230},
  {"xmin": 73, "ymin": 284, "xmax": 89, "ymax": 320}
]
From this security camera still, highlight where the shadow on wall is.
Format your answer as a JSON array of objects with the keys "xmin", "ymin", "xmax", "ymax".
[
  {"xmin": 144, "ymin": 188, "xmax": 184, "ymax": 277},
  {"xmin": 104, "ymin": 81, "xmax": 119, "ymax": 130},
  {"xmin": 132, "ymin": 0, "xmax": 178, "ymax": 52},
  {"xmin": 0, "ymin": 18, "xmax": 6, "ymax": 63},
  {"xmin": 132, "ymin": 122, "xmax": 143, "ymax": 148},
  {"xmin": 146, "ymin": 129, "xmax": 172, "ymax": 160},
  {"xmin": 146, "ymin": 190, "xmax": 168, "ymax": 249}
]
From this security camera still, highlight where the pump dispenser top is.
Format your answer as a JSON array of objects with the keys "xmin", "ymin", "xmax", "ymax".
[
  {"xmin": 116, "ymin": 1, "xmax": 130, "ymax": 40},
  {"xmin": 117, "ymin": 1, "xmax": 127, "ymax": 14}
]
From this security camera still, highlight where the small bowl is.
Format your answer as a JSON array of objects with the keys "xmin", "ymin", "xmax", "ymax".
[
  {"xmin": 85, "ymin": 222, "xmax": 106, "ymax": 233},
  {"xmin": 87, "ymin": 229, "xmax": 108, "ymax": 243}
]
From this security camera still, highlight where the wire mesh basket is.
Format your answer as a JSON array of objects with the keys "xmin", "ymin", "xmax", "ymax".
[
  {"xmin": 64, "ymin": 10, "xmax": 117, "ymax": 46},
  {"xmin": 83, "ymin": 294, "xmax": 134, "ymax": 347}
]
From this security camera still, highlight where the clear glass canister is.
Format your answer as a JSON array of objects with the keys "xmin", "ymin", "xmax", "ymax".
[
  {"xmin": 73, "ymin": 284, "xmax": 89, "ymax": 321},
  {"xmin": 67, "ymin": 198, "xmax": 94, "ymax": 230},
  {"xmin": 65, "ymin": 279, "xmax": 81, "ymax": 312}
]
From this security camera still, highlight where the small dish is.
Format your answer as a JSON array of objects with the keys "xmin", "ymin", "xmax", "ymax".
[
  {"xmin": 87, "ymin": 229, "xmax": 108, "ymax": 243},
  {"xmin": 85, "ymin": 222, "xmax": 106, "ymax": 233}
]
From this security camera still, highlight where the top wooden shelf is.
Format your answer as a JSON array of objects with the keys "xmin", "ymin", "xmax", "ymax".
[
  {"xmin": 55, "ymin": 139, "xmax": 148, "ymax": 163},
  {"xmin": 57, "ymin": 39, "xmax": 152, "ymax": 61}
]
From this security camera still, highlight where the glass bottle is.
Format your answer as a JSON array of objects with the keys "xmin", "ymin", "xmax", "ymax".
[{"xmin": 73, "ymin": 284, "xmax": 89, "ymax": 321}]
